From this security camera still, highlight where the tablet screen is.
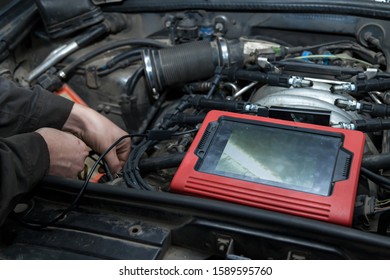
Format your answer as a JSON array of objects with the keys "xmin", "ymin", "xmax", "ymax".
[{"xmin": 196, "ymin": 118, "xmax": 343, "ymax": 196}]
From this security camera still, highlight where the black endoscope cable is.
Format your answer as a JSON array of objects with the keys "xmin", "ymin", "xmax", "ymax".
[
  {"xmin": 15, "ymin": 127, "xmax": 198, "ymax": 230},
  {"xmin": 15, "ymin": 133, "xmax": 145, "ymax": 230}
]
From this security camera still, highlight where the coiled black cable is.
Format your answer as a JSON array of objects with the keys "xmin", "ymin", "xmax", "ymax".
[
  {"xmin": 124, "ymin": 138, "xmax": 155, "ymax": 190},
  {"xmin": 15, "ymin": 134, "xmax": 143, "ymax": 230},
  {"xmin": 123, "ymin": 96, "xmax": 196, "ymax": 190}
]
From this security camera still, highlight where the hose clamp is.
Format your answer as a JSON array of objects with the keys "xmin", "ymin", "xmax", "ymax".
[
  {"xmin": 217, "ymin": 37, "xmax": 230, "ymax": 67},
  {"xmin": 142, "ymin": 49, "xmax": 160, "ymax": 94}
]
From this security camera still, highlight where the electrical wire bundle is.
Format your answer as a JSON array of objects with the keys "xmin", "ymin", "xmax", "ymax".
[
  {"xmin": 375, "ymin": 199, "xmax": 390, "ymax": 213},
  {"xmin": 121, "ymin": 92, "xmax": 205, "ymax": 191}
]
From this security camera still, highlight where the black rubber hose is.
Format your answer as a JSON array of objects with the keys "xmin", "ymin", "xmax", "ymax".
[
  {"xmin": 59, "ymin": 39, "xmax": 167, "ymax": 79},
  {"xmin": 101, "ymin": 0, "xmax": 390, "ymax": 20},
  {"xmin": 143, "ymin": 40, "xmax": 217, "ymax": 92},
  {"xmin": 362, "ymin": 153, "xmax": 390, "ymax": 171},
  {"xmin": 126, "ymin": 66, "xmax": 144, "ymax": 96},
  {"xmin": 0, "ymin": 2, "xmax": 38, "ymax": 62},
  {"xmin": 139, "ymin": 153, "xmax": 185, "ymax": 172},
  {"xmin": 97, "ymin": 55, "xmax": 141, "ymax": 76},
  {"xmin": 360, "ymin": 167, "xmax": 390, "ymax": 191},
  {"xmin": 224, "ymin": 69, "xmax": 295, "ymax": 88},
  {"xmin": 354, "ymin": 79, "xmax": 390, "ymax": 95},
  {"xmin": 75, "ymin": 24, "xmax": 109, "ymax": 48},
  {"xmin": 106, "ymin": 49, "xmax": 143, "ymax": 68},
  {"xmin": 377, "ymin": 211, "xmax": 390, "ymax": 235},
  {"xmin": 353, "ymin": 118, "xmax": 390, "ymax": 132},
  {"xmin": 8, "ymin": 18, "xmax": 40, "ymax": 51}
]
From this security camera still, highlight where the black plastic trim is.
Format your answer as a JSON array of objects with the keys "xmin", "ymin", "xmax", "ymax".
[
  {"xmin": 101, "ymin": 0, "xmax": 390, "ymax": 20},
  {"xmin": 37, "ymin": 176, "xmax": 390, "ymax": 259}
]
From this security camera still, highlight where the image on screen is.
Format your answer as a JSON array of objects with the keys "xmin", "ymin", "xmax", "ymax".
[{"xmin": 197, "ymin": 119, "xmax": 342, "ymax": 196}]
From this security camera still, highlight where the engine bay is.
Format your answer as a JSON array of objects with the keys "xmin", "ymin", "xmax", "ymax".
[{"xmin": 2, "ymin": 0, "xmax": 390, "ymax": 259}]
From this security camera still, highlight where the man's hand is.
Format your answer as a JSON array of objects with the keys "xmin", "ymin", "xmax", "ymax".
[
  {"xmin": 36, "ymin": 128, "xmax": 90, "ymax": 178},
  {"xmin": 62, "ymin": 103, "xmax": 131, "ymax": 175}
]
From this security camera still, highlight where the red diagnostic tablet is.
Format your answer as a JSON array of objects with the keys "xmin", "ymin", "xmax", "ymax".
[{"xmin": 170, "ymin": 110, "xmax": 365, "ymax": 226}]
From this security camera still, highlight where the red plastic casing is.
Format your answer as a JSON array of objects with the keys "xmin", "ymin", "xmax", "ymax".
[
  {"xmin": 55, "ymin": 84, "xmax": 87, "ymax": 106},
  {"xmin": 170, "ymin": 110, "xmax": 365, "ymax": 226}
]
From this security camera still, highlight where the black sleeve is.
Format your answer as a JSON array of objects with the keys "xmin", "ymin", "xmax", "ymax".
[
  {"xmin": 0, "ymin": 77, "xmax": 74, "ymax": 225},
  {"xmin": 0, "ymin": 77, "xmax": 74, "ymax": 137},
  {"xmin": 0, "ymin": 132, "xmax": 50, "ymax": 225}
]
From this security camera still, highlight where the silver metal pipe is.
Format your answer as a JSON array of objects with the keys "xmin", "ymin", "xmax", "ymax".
[
  {"xmin": 232, "ymin": 82, "xmax": 258, "ymax": 99},
  {"xmin": 28, "ymin": 41, "xmax": 79, "ymax": 82}
]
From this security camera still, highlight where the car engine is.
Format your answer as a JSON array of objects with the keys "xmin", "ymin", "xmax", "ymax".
[{"xmin": 2, "ymin": 0, "xmax": 390, "ymax": 259}]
